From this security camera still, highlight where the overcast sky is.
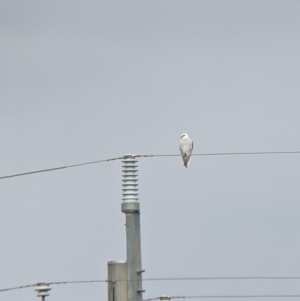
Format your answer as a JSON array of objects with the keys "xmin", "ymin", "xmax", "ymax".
[{"xmin": 1, "ymin": 1, "xmax": 300, "ymax": 300}]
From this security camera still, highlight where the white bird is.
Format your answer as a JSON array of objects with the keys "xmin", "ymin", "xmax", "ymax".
[{"xmin": 179, "ymin": 133, "xmax": 193, "ymax": 168}]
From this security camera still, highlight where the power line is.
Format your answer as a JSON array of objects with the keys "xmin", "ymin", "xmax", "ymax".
[
  {"xmin": 142, "ymin": 276, "xmax": 300, "ymax": 282},
  {"xmin": 0, "ymin": 283, "xmax": 37, "ymax": 293},
  {"xmin": 0, "ymin": 280, "xmax": 109, "ymax": 293},
  {"xmin": 1, "ymin": 151, "xmax": 300, "ymax": 179},
  {"xmin": 48, "ymin": 280, "xmax": 109, "ymax": 285},
  {"xmin": 141, "ymin": 151, "xmax": 300, "ymax": 157},
  {"xmin": 1, "ymin": 277, "xmax": 300, "ymax": 293},
  {"xmin": 0, "ymin": 156, "xmax": 124, "ymax": 179},
  {"xmin": 144, "ymin": 295, "xmax": 300, "ymax": 300}
]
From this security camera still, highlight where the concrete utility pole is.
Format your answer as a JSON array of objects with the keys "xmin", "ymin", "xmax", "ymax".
[
  {"xmin": 121, "ymin": 155, "xmax": 144, "ymax": 301},
  {"xmin": 107, "ymin": 260, "xmax": 127, "ymax": 301},
  {"xmin": 108, "ymin": 154, "xmax": 144, "ymax": 301}
]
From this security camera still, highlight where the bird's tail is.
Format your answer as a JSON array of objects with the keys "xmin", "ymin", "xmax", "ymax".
[{"xmin": 184, "ymin": 161, "xmax": 190, "ymax": 168}]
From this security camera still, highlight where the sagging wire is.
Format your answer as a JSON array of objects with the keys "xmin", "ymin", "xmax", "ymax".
[{"xmin": 1, "ymin": 151, "xmax": 300, "ymax": 180}]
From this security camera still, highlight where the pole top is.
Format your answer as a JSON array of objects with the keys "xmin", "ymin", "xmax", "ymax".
[
  {"xmin": 35, "ymin": 282, "xmax": 51, "ymax": 298},
  {"xmin": 122, "ymin": 154, "xmax": 139, "ymax": 203},
  {"xmin": 159, "ymin": 296, "xmax": 171, "ymax": 300},
  {"xmin": 108, "ymin": 259, "xmax": 127, "ymax": 265},
  {"xmin": 123, "ymin": 154, "xmax": 136, "ymax": 158}
]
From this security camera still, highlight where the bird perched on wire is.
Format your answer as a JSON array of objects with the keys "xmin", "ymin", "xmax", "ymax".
[{"xmin": 179, "ymin": 133, "xmax": 193, "ymax": 168}]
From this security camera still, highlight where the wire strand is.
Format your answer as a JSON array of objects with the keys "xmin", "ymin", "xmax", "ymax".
[
  {"xmin": 48, "ymin": 280, "xmax": 110, "ymax": 285},
  {"xmin": 0, "ymin": 156, "xmax": 124, "ymax": 179},
  {"xmin": 142, "ymin": 276, "xmax": 300, "ymax": 282},
  {"xmin": 137, "ymin": 151, "xmax": 300, "ymax": 158},
  {"xmin": 0, "ymin": 283, "xmax": 37, "ymax": 293},
  {"xmin": 144, "ymin": 295, "xmax": 300, "ymax": 300},
  {"xmin": 2, "ymin": 277, "xmax": 300, "ymax": 293},
  {"xmin": 0, "ymin": 280, "xmax": 110, "ymax": 293},
  {"xmin": 1, "ymin": 151, "xmax": 300, "ymax": 179}
]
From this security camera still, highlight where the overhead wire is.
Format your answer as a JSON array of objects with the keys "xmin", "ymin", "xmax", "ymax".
[
  {"xmin": 141, "ymin": 276, "xmax": 300, "ymax": 282},
  {"xmin": 0, "ymin": 156, "xmax": 124, "ymax": 179},
  {"xmin": 0, "ymin": 280, "xmax": 110, "ymax": 293},
  {"xmin": 1, "ymin": 151, "xmax": 300, "ymax": 180},
  {"xmin": 144, "ymin": 295, "xmax": 300, "ymax": 300},
  {"xmin": 0, "ymin": 283, "xmax": 37, "ymax": 293},
  {"xmin": 140, "ymin": 151, "xmax": 300, "ymax": 158},
  {"xmin": 1, "ymin": 276, "xmax": 300, "ymax": 293},
  {"xmin": 48, "ymin": 280, "xmax": 110, "ymax": 285}
]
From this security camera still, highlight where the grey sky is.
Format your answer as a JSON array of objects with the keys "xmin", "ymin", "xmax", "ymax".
[{"xmin": 1, "ymin": 1, "xmax": 300, "ymax": 300}]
